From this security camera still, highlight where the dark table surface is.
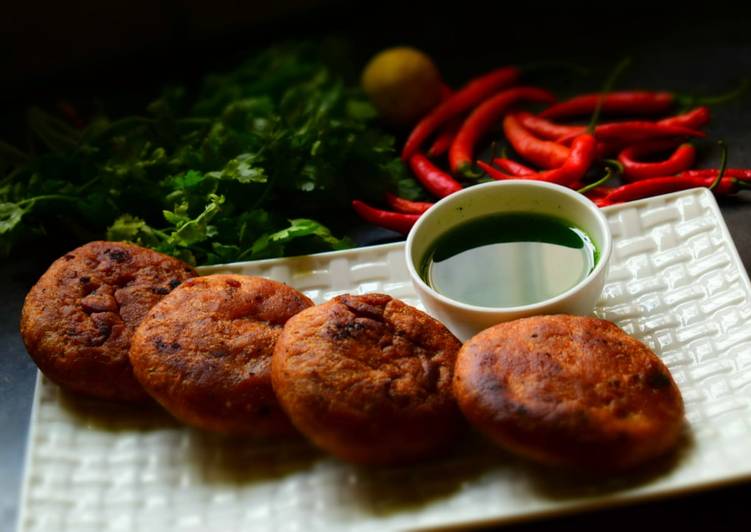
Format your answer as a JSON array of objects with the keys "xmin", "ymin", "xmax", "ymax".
[{"xmin": 3, "ymin": 2, "xmax": 751, "ymax": 530}]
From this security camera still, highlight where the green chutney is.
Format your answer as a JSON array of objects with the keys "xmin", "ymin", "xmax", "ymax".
[{"xmin": 420, "ymin": 213, "xmax": 598, "ymax": 308}]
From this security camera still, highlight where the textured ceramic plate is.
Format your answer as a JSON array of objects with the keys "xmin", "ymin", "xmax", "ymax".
[{"xmin": 16, "ymin": 188, "xmax": 751, "ymax": 532}]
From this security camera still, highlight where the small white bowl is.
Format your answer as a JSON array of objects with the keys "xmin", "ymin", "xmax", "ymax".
[{"xmin": 405, "ymin": 180, "xmax": 612, "ymax": 341}]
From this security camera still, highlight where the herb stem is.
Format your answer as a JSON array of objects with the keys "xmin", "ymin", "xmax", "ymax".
[{"xmin": 18, "ymin": 195, "xmax": 80, "ymax": 207}]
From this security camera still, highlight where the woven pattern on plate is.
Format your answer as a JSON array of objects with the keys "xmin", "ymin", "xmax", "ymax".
[{"xmin": 17, "ymin": 188, "xmax": 751, "ymax": 532}]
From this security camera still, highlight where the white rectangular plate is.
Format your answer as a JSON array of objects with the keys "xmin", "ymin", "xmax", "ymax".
[{"xmin": 17, "ymin": 188, "xmax": 751, "ymax": 532}]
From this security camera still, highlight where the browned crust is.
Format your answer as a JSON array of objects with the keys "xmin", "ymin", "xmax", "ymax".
[
  {"xmin": 19, "ymin": 241, "xmax": 196, "ymax": 403},
  {"xmin": 453, "ymin": 315, "xmax": 685, "ymax": 471},
  {"xmin": 129, "ymin": 274, "xmax": 313, "ymax": 437},
  {"xmin": 271, "ymin": 293, "xmax": 463, "ymax": 465}
]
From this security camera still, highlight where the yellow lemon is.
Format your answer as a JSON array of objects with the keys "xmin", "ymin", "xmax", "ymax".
[{"xmin": 361, "ymin": 47, "xmax": 443, "ymax": 126}]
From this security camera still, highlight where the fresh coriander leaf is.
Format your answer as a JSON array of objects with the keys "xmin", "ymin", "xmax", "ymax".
[
  {"xmin": 169, "ymin": 170, "xmax": 207, "ymax": 190},
  {"xmin": 346, "ymin": 99, "xmax": 378, "ymax": 121},
  {"xmin": 250, "ymin": 217, "xmax": 349, "ymax": 258},
  {"xmin": 380, "ymin": 158, "xmax": 425, "ymax": 201},
  {"xmin": 207, "ymin": 242, "xmax": 243, "ymax": 264},
  {"xmin": 396, "ymin": 176, "xmax": 426, "ymax": 201},
  {"xmin": 107, "ymin": 214, "xmax": 147, "ymax": 241},
  {"xmin": 106, "ymin": 214, "xmax": 164, "ymax": 247},
  {"xmin": 285, "ymin": 218, "xmax": 351, "ymax": 249},
  {"xmin": 162, "ymin": 247, "xmax": 197, "ymax": 265},
  {"xmin": 206, "ymin": 152, "xmax": 267, "ymax": 184},
  {"xmin": 162, "ymin": 201, "xmax": 191, "ymax": 226},
  {"xmin": 0, "ymin": 202, "xmax": 27, "ymax": 234},
  {"xmin": 166, "ymin": 194, "xmax": 224, "ymax": 247}
]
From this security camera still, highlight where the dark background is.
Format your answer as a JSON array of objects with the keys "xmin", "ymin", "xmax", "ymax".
[{"xmin": 3, "ymin": 1, "xmax": 751, "ymax": 530}]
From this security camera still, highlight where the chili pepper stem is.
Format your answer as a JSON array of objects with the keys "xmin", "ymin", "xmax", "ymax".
[
  {"xmin": 710, "ymin": 140, "xmax": 729, "ymax": 191},
  {"xmin": 459, "ymin": 163, "xmax": 483, "ymax": 179},
  {"xmin": 577, "ymin": 168, "xmax": 613, "ymax": 195},
  {"xmin": 588, "ymin": 57, "xmax": 633, "ymax": 132},
  {"xmin": 678, "ymin": 78, "xmax": 750, "ymax": 110},
  {"xmin": 603, "ymin": 159, "xmax": 624, "ymax": 173},
  {"xmin": 490, "ymin": 141, "xmax": 499, "ymax": 161}
]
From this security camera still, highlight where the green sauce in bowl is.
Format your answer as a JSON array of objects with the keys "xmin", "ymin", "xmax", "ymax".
[{"xmin": 420, "ymin": 213, "xmax": 597, "ymax": 308}]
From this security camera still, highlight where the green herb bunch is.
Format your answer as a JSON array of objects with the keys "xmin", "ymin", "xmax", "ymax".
[{"xmin": 0, "ymin": 42, "xmax": 418, "ymax": 264}]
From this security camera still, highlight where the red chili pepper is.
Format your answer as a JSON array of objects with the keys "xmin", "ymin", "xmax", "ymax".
[
  {"xmin": 492, "ymin": 157, "xmax": 535, "ymax": 176},
  {"xmin": 514, "ymin": 111, "xmax": 585, "ymax": 140},
  {"xmin": 426, "ymin": 86, "xmax": 461, "ymax": 157},
  {"xmin": 595, "ymin": 141, "xmax": 618, "ymax": 158},
  {"xmin": 402, "ymin": 66, "xmax": 521, "ymax": 160},
  {"xmin": 351, "ymin": 200, "xmax": 420, "ymax": 234},
  {"xmin": 384, "ymin": 192, "xmax": 434, "ymax": 214},
  {"xmin": 449, "ymin": 87, "xmax": 556, "ymax": 176},
  {"xmin": 540, "ymin": 91, "xmax": 675, "ymax": 119},
  {"xmin": 478, "ymin": 133, "xmax": 597, "ymax": 186},
  {"xmin": 511, "ymin": 111, "xmax": 613, "ymax": 157},
  {"xmin": 618, "ymin": 141, "xmax": 696, "ymax": 181},
  {"xmin": 439, "ymin": 83, "xmax": 453, "ymax": 100},
  {"xmin": 658, "ymin": 106, "xmax": 711, "ymax": 129},
  {"xmin": 604, "ymin": 175, "xmax": 746, "ymax": 204},
  {"xmin": 679, "ymin": 168, "xmax": 751, "ymax": 179},
  {"xmin": 427, "ymin": 118, "xmax": 462, "ymax": 158},
  {"xmin": 502, "ymin": 113, "xmax": 570, "ymax": 169},
  {"xmin": 553, "ymin": 134, "xmax": 599, "ymax": 186},
  {"xmin": 408, "ymin": 153, "xmax": 463, "ymax": 198},
  {"xmin": 477, "ymin": 160, "xmax": 512, "ymax": 181},
  {"xmin": 558, "ymin": 121, "xmax": 704, "ymax": 145}
]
